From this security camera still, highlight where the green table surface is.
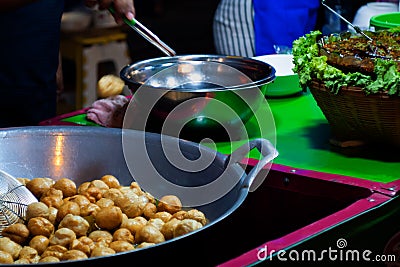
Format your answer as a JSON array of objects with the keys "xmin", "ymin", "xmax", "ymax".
[{"xmin": 61, "ymin": 92, "xmax": 400, "ymax": 183}]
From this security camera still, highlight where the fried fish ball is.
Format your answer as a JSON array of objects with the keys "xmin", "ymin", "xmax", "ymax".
[
  {"xmin": 68, "ymin": 195, "xmax": 91, "ymax": 209},
  {"xmin": 26, "ymin": 178, "xmax": 54, "ymax": 199},
  {"xmin": 47, "ymin": 207, "xmax": 58, "ymax": 225},
  {"xmin": 61, "ymin": 250, "xmax": 88, "ymax": 261},
  {"xmin": 88, "ymin": 230, "xmax": 113, "ymax": 245},
  {"xmin": 19, "ymin": 246, "xmax": 39, "ymax": 263},
  {"xmin": 135, "ymin": 225, "xmax": 165, "ymax": 244},
  {"xmin": 113, "ymin": 228, "xmax": 134, "ymax": 243},
  {"xmin": 59, "ymin": 214, "xmax": 90, "ymax": 237},
  {"xmin": 103, "ymin": 188, "xmax": 124, "ymax": 203},
  {"xmin": 143, "ymin": 202, "xmax": 157, "ymax": 219},
  {"xmin": 40, "ymin": 188, "xmax": 63, "ymax": 209},
  {"xmin": 52, "ymin": 178, "xmax": 77, "ymax": 198},
  {"xmin": 90, "ymin": 246, "xmax": 115, "ymax": 258},
  {"xmin": 161, "ymin": 218, "xmax": 180, "ymax": 240},
  {"xmin": 26, "ymin": 202, "xmax": 49, "ymax": 221},
  {"xmin": 80, "ymin": 186, "xmax": 102, "ymax": 203},
  {"xmin": 41, "ymin": 245, "xmax": 68, "ymax": 259},
  {"xmin": 185, "ymin": 209, "xmax": 207, "ymax": 226},
  {"xmin": 95, "ymin": 206, "xmax": 123, "ymax": 230},
  {"xmin": 89, "ymin": 179, "xmax": 109, "ymax": 194},
  {"xmin": 157, "ymin": 195, "xmax": 182, "ymax": 214},
  {"xmin": 97, "ymin": 74, "xmax": 125, "ymax": 98},
  {"xmin": 153, "ymin": 211, "xmax": 173, "ymax": 223},
  {"xmin": 49, "ymin": 228, "xmax": 76, "ymax": 247},
  {"xmin": 16, "ymin": 178, "xmax": 30, "ymax": 185},
  {"xmin": 28, "ymin": 217, "xmax": 54, "ymax": 237},
  {"xmin": 29, "ymin": 235, "xmax": 49, "ymax": 255},
  {"xmin": 117, "ymin": 195, "xmax": 148, "ymax": 218},
  {"xmin": 96, "ymin": 198, "xmax": 114, "ymax": 208},
  {"xmin": 56, "ymin": 201, "xmax": 80, "ymax": 223},
  {"xmin": 69, "ymin": 236, "xmax": 94, "ymax": 256},
  {"xmin": 0, "ymin": 237, "xmax": 22, "ymax": 260},
  {"xmin": 173, "ymin": 219, "xmax": 203, "ymax": 238},
  {"xmin": 171, "ymin": 210, "xmax": 187, "ymax": 220},
  {"xmin": 120, "ymin": 216, "xmax": 147, "ymax": 235},
  {"xmin": 39, "ymin": 256, "xmax": 60, "ymax": 263},
  {"xmin": 14, "ymin": 258, "xmax": 30, "ymax": 264},
  {"xmin": 136, "ymin": 242, "xmax": 155, "ymax": 249},
  {"xmin": 147, "ymin": 218, "xmax": 164, "ymax": 231},
  {"xmin": 80, "ymin": 203, "xmax": 100, "ymax": 217},
  {"xmin": 77, "ymin": 182, "xmax": 90, "ymax": 194},
  {"xmin": 1, "ymin": 223, "xmax": 30, "ymax": 244},
  {"xmin": 109, "ymin": 241, "xmax": 135, "ymax": 253},
  {"xmin": 100, "ymin": 175, "xmax": 120, "ymax": 188},
  {"xmin": 0, "ymin": 250, "xmax": 13, "ymax": 264}
]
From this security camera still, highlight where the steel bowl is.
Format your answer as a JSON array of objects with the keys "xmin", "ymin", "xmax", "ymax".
[
  {"xmin": 120, "ymin": 55, "xmax": 275, "ymax": 141},
  {"xmin": 0, "ymin": 126, "xmax": 277, "ymax": 266}
]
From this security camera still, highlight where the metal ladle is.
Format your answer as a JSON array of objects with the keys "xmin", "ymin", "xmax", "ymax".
[
  {"xmin": 108, "ymin": 6, "xmax": 176, "ymax": 57},
  {"xmin": 321, "ymin": 0, "xmax": 373, "ymax": 41}
]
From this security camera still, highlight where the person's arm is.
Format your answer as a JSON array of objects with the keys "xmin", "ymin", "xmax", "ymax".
[
  {"xmin": 85, "ymin": 0, "xmax": 135, "ymax": 24},
  {"xmin": 0, "ymin": 0, "xmax": 37, "ymax": 12}
]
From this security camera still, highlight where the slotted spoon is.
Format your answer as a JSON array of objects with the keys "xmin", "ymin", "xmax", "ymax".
[{"xmin": 0, "ymin": 170, "xmax": 37, "ymax": 234}]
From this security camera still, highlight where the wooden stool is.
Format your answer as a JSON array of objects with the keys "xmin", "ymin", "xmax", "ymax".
[{"xmin": 60, "ymin": 27, "xmax": 131, "ymax": 109}]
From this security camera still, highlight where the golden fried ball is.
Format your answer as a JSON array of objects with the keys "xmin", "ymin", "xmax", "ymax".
[
  {"xmin": 157, "ymin": 195, "xmax": 182, "ymax": 214},
  {"xmin": 19, "ymin": 246, "xmax": 39, "ymax": 262},
  {"xmin": 136, "ymin": 242, "xmax": 155, "ymax": 249},
  {"xmin": 52, "ymin": 178, "xmax": 77, "ymax": 198},
  {"xmin": 109, "ymin": 241, "xmax": 135, "ymax": 253},
  {"xmin": 68, "ymin": 195, "xmax": 91, "ymax": 209},
  {"xmin": 173, "ymin": 219, "xmax": 203, "ymax": 238},
  {"xmin": 153, "ymin": 211, "xmax": 173, "ymax": 223},
  {"xmin": 90, "ymin": 246, "xmax": 115, "ymax": 258},
  {"xmin": 100, "ymin": 175, "xmax": 120, "ymax": 188},
  {"xmin": 113, "ymin": 228, "xmax": 134, "ymax": 243},
  {"xmin": 27, "ymin": 217, "xmax": 54, "ymax": 237},
  {"xmin": 41, "ymin": 245, "xmax": 68, "ymax": 259},
  {"xmin": 88, "ymin": 230, "xmax": 113, "ymax": 245},
  {"xmin": 47, "ymin": 207, "xmax": 58, "ymax": 225},
  {"xmin": 56, "ymin": 201, "xmax": 80, "ymax": 223},
  {"xmin": 135, "ymin": 225, "xmax": 165, "ymax": 244},
  {"xmin": 26, "ymin": 178, "xmax": 54, "ymax": 199},
  {"xmin": 1, "ymin": 223, "xmax": 30, "ymax": 244},
  {"xmin": 39, "ymin": 256, "xmax": 60, "ymax": 263},
  {"xmin": 161, "ymin": 218, "xmax": 181, "ymax": 240},
  {"xmin": 120, "ymin": 216, "xmax": 147, "ymax": 235},
  {"xmin": 29, "ymin": 235, "xmax": 49, "ymax": 255},
  {"xmin": 59, "ymin": 214, "xmax": 90, "ymax": 237},
  {"xmin": 69, "ymin": 236, "xmax": 94, "ymax": 257},
  {"xmin": 0, "ymin": 250, "xmax": 13, "ymax": 264},
  {"xmin": 143, "ymin": 202, "xmax": 157, "ymax": 219},
  {"xmin": 89, "ymin": 180, "xmax": 109, "ymax": 194},
  {"xmin": 61, "ymin": 249, "xmax": 88, "ymax": 261},
  {"xmin": 171, "ymin": 210, "xmax": 187, "ymax": 220},
  {"xmin": 95, "ymin": 206, "xmax": 123, "ymax": 230},
  {"xmin": 0, "ymin": 237, "xmax": 22, "ymax": 260},
  {"xmin": 96, "ymin": 198, "xmax": 114, "ymax": 208},
  {"xmin": 80, "ymin": 203, "xmax": 100, "ymax": 217},
  {"xmin": 26, "ymin": 202, "xmax": 49, "ymax": 221},
  {"xmin": 103, "ymin": 188, "xmax": 125, "ymax": 203},
  {"xmin": 185, "ymin": 209, "xmax": 207, "ymax": 226},
  {"xmin": 49, "ymin": 228, "xmax": 76, "ymax": 247},
  {"xmin": 97, "ymin": 74, "xmax": 125, "ymax": 98},
  {"xmin": 147, "ymin": 218, "xmax": 165, "ymax": 231}
]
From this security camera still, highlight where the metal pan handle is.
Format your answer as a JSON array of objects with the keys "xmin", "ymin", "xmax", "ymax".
[{"xmin": 225, "ymin": 138, "xmax": 278, "ymax": 192}]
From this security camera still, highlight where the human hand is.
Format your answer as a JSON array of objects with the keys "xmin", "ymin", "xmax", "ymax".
[{"xmin": 84, "ymin": 0, "xmax": 135, "ymax": 24}]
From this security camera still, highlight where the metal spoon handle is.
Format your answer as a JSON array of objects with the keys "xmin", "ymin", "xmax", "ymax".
[
  {"xmin": 321, "ymin": 0, "xmax": 373, "ymax": 41},
  {"xmin": 108, "ymin": 6, "xmax": 176, "ymax": 57}
]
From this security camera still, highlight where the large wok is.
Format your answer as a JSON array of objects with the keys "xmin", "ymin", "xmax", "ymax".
[{"xmin": 0, "ymin": 126, "xmax": 277, "ymax": 266}]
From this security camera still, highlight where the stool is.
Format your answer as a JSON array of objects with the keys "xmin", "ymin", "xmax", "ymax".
[{"xmin": 60, "ymin": 28, "xmax": 131, "ymax": 109}]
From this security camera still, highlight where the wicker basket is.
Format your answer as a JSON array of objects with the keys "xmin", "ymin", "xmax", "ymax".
[{"xmin": 308, "ymin": 79, "xmax": 400, "ymax": 146}]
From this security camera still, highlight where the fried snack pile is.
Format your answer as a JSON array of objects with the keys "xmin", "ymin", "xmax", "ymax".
[{"xmin": 0, "ymin": 176, "xmax": 207, "ymax": 264}]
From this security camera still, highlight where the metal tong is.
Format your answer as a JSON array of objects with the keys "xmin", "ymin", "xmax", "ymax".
[
  {"xmin": 108, "ymin": 6, "xmax": 176, "ymax": 57},
  {"xmin": 321, "ymin": 0, "xmax": 373, "ymax": 42}
]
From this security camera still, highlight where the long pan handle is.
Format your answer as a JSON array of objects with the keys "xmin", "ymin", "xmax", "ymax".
[
  {"xmin": 108, "ymin": 6, "xmax": 176, "ymax": 57},
  {"xmin": 225, "ymin": 138, "xmax": 278, "ymax": 192}
]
